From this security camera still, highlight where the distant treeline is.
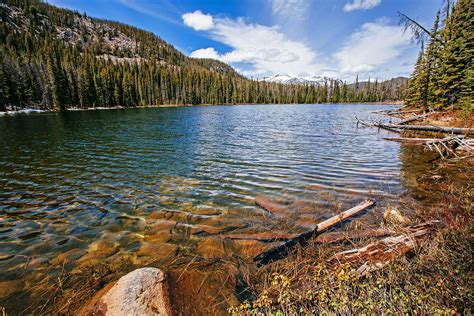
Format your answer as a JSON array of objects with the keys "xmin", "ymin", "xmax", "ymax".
[
  {"xmin": 404, "ymin": 0, "xmax": 472, "ymax": 113},
  {"xmin": 1, "ymin": 0, "xmax": 407, "ymax": 111}
]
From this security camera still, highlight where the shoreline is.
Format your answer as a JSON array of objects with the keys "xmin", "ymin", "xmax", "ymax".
[
  {"xmin": 0, "ymin": 102, "xmax": 404, "ymax": 116},
  {"xmin": 0, "ymin": 104, "xmax": 472, "ymax": 314},
  {"xmin": 229, "ymin": 112, "xmax": 473, "ymax": 314}
]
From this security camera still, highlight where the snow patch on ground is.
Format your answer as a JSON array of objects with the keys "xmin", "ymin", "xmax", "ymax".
[
  {"xmin": 262, "ymin": 73, "xmax": 335, "ymax": 85},
  {"xmin": 0, "ymin": 109, "xmax": 47, "ymax": 115}
]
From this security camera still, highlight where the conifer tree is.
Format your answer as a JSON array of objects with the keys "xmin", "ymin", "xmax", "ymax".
[
  {"xmin": 402, "ymin": 0, "xmax": 473, "ymax": 113},
  {"xmin": 435, "ymin": 0, "xmax": 473, "ymax": 112},
  {"xmin": 405, "ymin": 47, "xmax": 426, "ymax": 107}
]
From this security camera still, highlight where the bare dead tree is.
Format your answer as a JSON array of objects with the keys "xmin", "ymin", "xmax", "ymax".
[
  {"xmin": 398, "ymin": 11, "xmax": 445, "ymax": 45},
  {"xmin": 443, "ymin": 0, "xmax": 453, "ymax": 21}
]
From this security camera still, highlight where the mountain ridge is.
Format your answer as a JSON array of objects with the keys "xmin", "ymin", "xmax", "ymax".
[
  {"xmin": 263, "ymin": 73, "xmax": 334, "ymax": 85},
  {"xmin": 0, "ymin": 0, "xmax": 407, "ymax": 111}
]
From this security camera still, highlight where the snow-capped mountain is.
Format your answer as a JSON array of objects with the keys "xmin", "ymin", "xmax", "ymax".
[{"xmin": 263, "ymin": 73, "xmax": 331, "ymax": 85}]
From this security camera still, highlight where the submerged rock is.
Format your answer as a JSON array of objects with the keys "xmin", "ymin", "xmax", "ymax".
[
  {"xmin": 254, "ymin": 195, "xmax": 289, "ymax": 216},
  {"xmin": 136, "ymin": 242, "xmax": 178, "ymax": 259},
  {"xmin": 197, "ymin": 236, "xmax": 229, "ymax": 259},
  {"xmin": 51, "ymin": 248, "xmax": 86, "ymax": 266},
  {"xmin": 88, "ymin": 267, "xmax": 172, "ymax": 316}
]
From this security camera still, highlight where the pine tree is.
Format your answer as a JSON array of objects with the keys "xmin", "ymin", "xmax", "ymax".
[
  {"xmin": 404, "ymin": 0, "xmax": 473, "ymax": 113},
  {"xmin": 405, "ymin": 46, "xmax": 426, "ymax": 107},
  {"xmin": 418, "ymin": 11, "xmax": 441, "ymax": 109},
  {"xmin": 436, "ymin": 0, "xmax": 473, "ymax": 112}
]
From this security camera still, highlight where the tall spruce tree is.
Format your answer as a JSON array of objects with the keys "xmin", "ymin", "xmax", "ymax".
[
  {"xmin": 402, "ymin": 0, "xmax": 473, "ymax": 113},
  {"xmin": 436, "ymin": 0, "xmax": 473, "ymax": 112},
  {"xmin": 405, "ymin": 46, "xmax": 426, "ymax": 107}
]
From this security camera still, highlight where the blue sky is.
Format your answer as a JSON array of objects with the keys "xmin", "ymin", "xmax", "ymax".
[{"xmin": 47, "ymin": 0, "xmax": 442, "ymax": 81}]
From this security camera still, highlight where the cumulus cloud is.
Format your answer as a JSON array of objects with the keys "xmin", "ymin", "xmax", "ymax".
[
  {"xmin": 335, "ymin": 21, "xmax": 411, "ymax": 75},
  {"xmin": 185, "ymin": 9, "xmax": 413, "ymax": 80},
  {"xmin": 190, "ymin": 47, "xmax": 222, "ymax": 60},
  {"xmin": 187, "ymin": 15, "xmax": 322, "ymax": 76},
  {"xmin": 182, "ymin": 10, "xmax": 214, "ymax": 31},
  {"xmin": 270, "ymin": 0, "xmax": 310, "ymax": 18},
  {"xmin": 343, "ymin": 0, "xmax": 381, "ymax": 12}
]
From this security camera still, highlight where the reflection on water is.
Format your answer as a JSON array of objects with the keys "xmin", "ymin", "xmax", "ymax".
[{"xmin": 0, "ymin": 104, "xmax": 407, "ymax": 313}]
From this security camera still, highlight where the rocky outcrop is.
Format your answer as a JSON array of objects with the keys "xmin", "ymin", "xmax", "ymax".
[{"xmin": 85, "ymin": 267, "xmax": 172, "ymax": 316}]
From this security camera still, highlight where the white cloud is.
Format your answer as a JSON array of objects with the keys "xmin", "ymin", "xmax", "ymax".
[
  {"xmin": 335, "ymin": 21, "xmax": 411, "ymax": 76},
  {"xmin": 270, "ymin": 0, "xmax": 310, "ymax": 18},
  {"xmin": 185, "ymin": 10, "xmax": 413, "ymax": 80},
  {"xmin": 182, "ymin": 10, "xmax": 214, "ymax": 31},
  {"xmin": 189, "ymin": 17, "xmax": 323, "ymax": 76},
  {"xmin": 343, "ymin": 0, "xmax": 381, "ymax": 12},
  {"xmin": 190, "ymin": 47, "xmax": 222, "ymax": 60}
]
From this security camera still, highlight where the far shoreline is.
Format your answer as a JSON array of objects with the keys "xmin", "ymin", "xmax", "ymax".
[{"xmin": 0, "ymin": 101, "xmax": 403, "ymax": 116}]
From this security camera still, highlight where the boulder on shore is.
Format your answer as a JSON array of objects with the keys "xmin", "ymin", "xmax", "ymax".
[
  {"xmin": 383, "ymin": 206, "xmax": 411, "ymax": 226},
  {"xmin": 87, "ymin": 267, "xmax": 172, "ymax": 316}
]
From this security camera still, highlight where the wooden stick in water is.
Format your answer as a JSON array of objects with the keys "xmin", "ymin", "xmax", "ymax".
[
  {"xmin": 254, "ymin": 199, "xmax": 376, "ymax": 265},
  {"xmin": 315, "ymin": 199, "xmax": 375, "ymax": 232}
]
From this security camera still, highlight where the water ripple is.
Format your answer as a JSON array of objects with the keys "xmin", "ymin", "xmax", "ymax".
[{"xmin": 0, "ymin": 103, "xmax": 403, "ymax": 281}]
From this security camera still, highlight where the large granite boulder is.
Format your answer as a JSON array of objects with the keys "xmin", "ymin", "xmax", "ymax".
[{"xmin": 88, "ymin": 267, "xmax": 172, "ymax": 316}]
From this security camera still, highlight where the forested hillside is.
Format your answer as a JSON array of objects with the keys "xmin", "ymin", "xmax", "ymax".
[
  {"xmin": 1, "ymin": 0, "xmax": 406, "ymax": 111},
  {"xmin": 404, "ymin": 0, "xmax": 473, "ymax": 113}
]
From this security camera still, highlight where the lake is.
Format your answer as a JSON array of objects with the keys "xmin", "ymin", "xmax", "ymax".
[{"xmin": 0, "ymin": 104, "xmax": 405, "ymax": 313}]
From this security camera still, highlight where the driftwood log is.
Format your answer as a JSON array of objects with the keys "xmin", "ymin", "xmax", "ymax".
[
  {"xmin": 383, "ymin": 137, "xmax": 449, "ymax": 143},
  {"xmin": 371, "ymin": 109, "xmax": 421, "ymax": 116},
  {"xmin": 315, "ymin": 228, "xmax": 392, "ymax": 244},
  {"xmin": 398, "ymin": 112, "xmax": 436, "ymax": 125},
  {"xmin": 356, "ymin": 117, "xmax": 474, "ymax": 135},
  {"xmin": 254, "ymin": 199, "xmax": 375, "ymax": 265},
  {"xmin": 328, "ymin": 220, "xmax": 441, "ymax": 275}
]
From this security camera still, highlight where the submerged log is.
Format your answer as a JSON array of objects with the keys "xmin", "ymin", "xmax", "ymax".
[
  {"xmin": 254, "ymin": 199, "xmax": 375, "ymax": 265},
  {"xmin": 328, "ymin": 220, "xmax": 441, "ymax": 275}
]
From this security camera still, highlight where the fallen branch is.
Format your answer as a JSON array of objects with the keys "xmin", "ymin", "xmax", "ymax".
[
  {"xmin": 398, "ymin": 112, "xmax": 436, "ymax": 125},
  {"xmin": 356, "ymin": 117, "xmax": 474, "ymax": 135},
  {"xmin": 254, "ymin": 199, "xmax": 376, "ymax": 265},
  {"xmin": 384, "ymin": 136, "xmax": 473, "ymax": 158},
  {"xmin": 371, "ymin": 109, "xmax": 421, "ymax": 116},
  {"xmin": 327, "ymin": 220, "xmax": 441, "ymax": 275},
  {"xmin": 384, "ymin": 137, "xmax": 444, "ymax": 143}
]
